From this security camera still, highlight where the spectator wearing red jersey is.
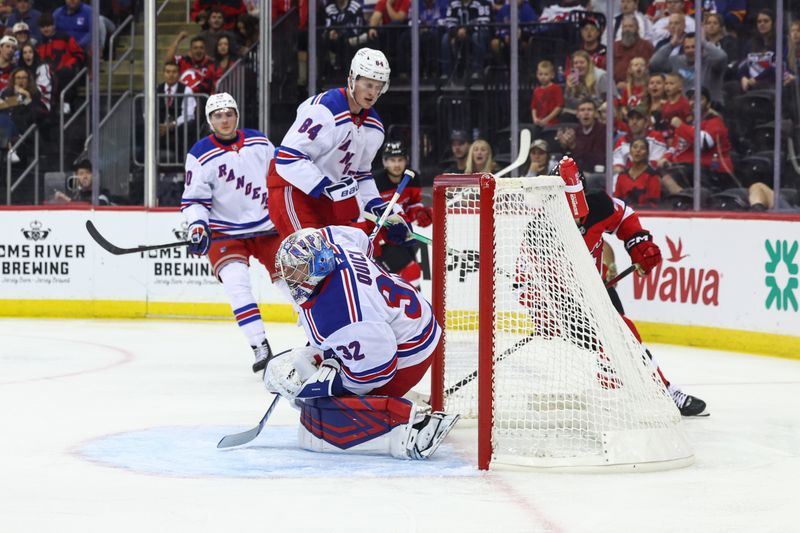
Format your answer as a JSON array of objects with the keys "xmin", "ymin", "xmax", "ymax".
[
  {"xmin": 165, "ymin": 31, "xmax": 219, "ymax": 95},
  {"xmin": 36, "ymin": 11, "xmax": 85, "ymax": 85},
  {"xmin": 191, "ymin": 0, "xmax": 246, "ymax": 31},
  {"xmin": 659, "ymin": 86, "xmax": 734, "ymax": 194},
  {"xmin": 659, "ymin": 72, "xmax": 690, "ymax": 129},
  {"xmin": 0, "ymin": 36, "xmax": 18, "ymax": 94},
  {"xmin": 530, "ymin": 60, "xmax": 563, "ymax": 132},
  {"xmin": 614, "ymin": 138, "xmax": 661, "ymax": 208},
  {"xmin": 612, "ymin": 105, "xmax": 668, "ymax": 173}
]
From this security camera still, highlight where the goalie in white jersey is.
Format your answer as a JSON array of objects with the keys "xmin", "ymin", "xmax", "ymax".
[
  {"xmin": 263, "ymin": 225, "xmax": 459, "ymax": 460},
  {"xmin": 267, "ymin": 48, "xmax": 412, "ymax": 247},
  {"xmin": 181, "ymin": 92, "xmax": 281, "ymax": 373}
]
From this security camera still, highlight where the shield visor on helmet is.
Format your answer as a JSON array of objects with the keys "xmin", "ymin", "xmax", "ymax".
[
  {"xmin": 275, "ymin": 229, "xmax": 337, "ymax": 304},
  {"xmin": 205, "ymin": 92, "xmax": 240, "ymax": 132},
  {"xmin": 348, "ymin": 48, "xmax": 391, "ymax": 99}
]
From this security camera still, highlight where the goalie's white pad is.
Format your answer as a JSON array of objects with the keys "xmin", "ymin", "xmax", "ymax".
[
  {"xmin": 264, "ymin": 346, "xmax": 323, "ymax": 402},
  {"xmin": 297, "ymin": 396, "xmax": 459, "ymax": 460}
]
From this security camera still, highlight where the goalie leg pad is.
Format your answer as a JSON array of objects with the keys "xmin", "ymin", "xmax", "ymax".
[{"xmin": 297, "ymin": 397, "xmax": 459, "ymax": 460}]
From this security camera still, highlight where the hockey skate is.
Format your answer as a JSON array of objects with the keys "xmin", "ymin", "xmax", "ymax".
[
  {"xmin": 407, "ymin": 412, "xmax": 460, "ymax": 460},
  {"xmin": 251, "ymin": 338, "xmax": 273, "ymax": 373},
  {"xmin": 669, "ymin": 385, "xmax": 708, "ymax": 416}
]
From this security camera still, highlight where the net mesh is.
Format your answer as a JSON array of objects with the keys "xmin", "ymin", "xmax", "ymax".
[{"xmin": 437, "ymin": 176, "xmax": 691, "ymax": 468}]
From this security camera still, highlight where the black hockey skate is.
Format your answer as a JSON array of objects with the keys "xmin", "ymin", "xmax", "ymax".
[
  {"xmin": 251, "ymin": 338, "xmax": 273, "ymax": 373},
  {"xmin": 670, "ymin": 386, "xmax": 708, "ymax": 417}
]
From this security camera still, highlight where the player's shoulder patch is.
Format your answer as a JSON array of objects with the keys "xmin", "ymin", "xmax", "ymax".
[
  {"xmin": 188, "ymin": 135, "xmax": 220, "ymax": 161},
  {"xmin": 314, "ymin": 88, "xmax": 349, "ymax": 117}
]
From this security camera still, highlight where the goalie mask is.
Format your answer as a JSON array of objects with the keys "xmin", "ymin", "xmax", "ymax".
[
  {"xmin": 205, "ymin": 92, "xmax": 239, "ymax": 131},
  {"xmin": 348, "ymin": 48, "xmax": 391, "ymax": 97},
  {"xmin": 276, "ymin": 229, "xmax": 337, "ymax": 304}
]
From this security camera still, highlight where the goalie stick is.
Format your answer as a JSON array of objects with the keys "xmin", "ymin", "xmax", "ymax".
[
  {"xmin": 216, "ymin": 393, "xmax": 281, "ymax": 449},
  {"xmin": 85, "ymin": 220, "xmax": 273, "ymax": 256},
  {"xmin": 494, "ymin": 128, "xmax": 532, "ymax": 178}
]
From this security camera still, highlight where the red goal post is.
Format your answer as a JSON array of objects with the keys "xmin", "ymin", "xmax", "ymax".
[{"xmin": 430, "ymin": 173, "xmax": 693, "ymax": 471}]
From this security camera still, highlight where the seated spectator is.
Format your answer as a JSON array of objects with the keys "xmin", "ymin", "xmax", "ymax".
[
  {"xmin": 530, "ymin": 59, "xmax": 563, "ymax": 132},
  {"xmin": 191, "ymin": 0, "xmax": 246, "ymax": 31},
  {"xmin": 53, "ymin": 0, "xmax": 92, "ymax": 51},
  {"xmin": 612, "ymin": 0, "xmax": 655, "ymax": 44},
  {"xmin": 464, "ymin": 138, "xmax": 498, "ymax": 174},
  {"xmin": 235, "ymin": 13, "xmax": 259, "ymax": 53},
  {"xmin": 571, "ymin": 98, "xmax": 606, "ymax": 172},
  {"xmin": 0, "ymin": 35, "xmax": 17, "ymax": 92},
  {"xmin": 736, "ymin": 9, "xmax": 776, "ymax": 94},
  {"xmin": 7, "ymin": 0, "xmax": 43, "ymax": 42},
  {"xmin": 489, "ymin": 0, "xmax": 538, "ymax": 68},
  {"xmin": 442, "ymin": 129, "xmax": 470, "ymax": 173},
  {"xmin": 653, "ymin": 12, "xmax": 686, "ymax": 53},
  {"xmin": 214, "ymin": 34, "xmax": 235, "ymax": 75},
  {"xmin": 613, "ymin": 138, "xmax": 661, "ymax": 208},
  {"xmin": 618, "ymin": 56, "xmax": 648, "ymax": 110},
  {"xmin": 651, "ymin": 0, "xmax": 695, "ymax": 45},
  {"xmin": 13, "ymin": 22, "xmax": 36, "ymax": 50},
  {"xmin": 786, "ymin": 20, "xmax": 800, "ymax": 87},
  {"xmin": 53, "ymin": 159, "xmax": 112, "ymax": 205},
  {"xmin": 643, "ymin": 72, "xmax": 667, "ymax": 123},
  {"xmin": 198, "ymin": 6, "xmax": 239, "ymax": 59},
  {"xmin": 612, "ymin": 105, "xmax": 668, "ymax": 173},
  {"xmin": 612, "ymin": 14, "xmax": 654, "ymax": 84},
  {"xmin": 564, "ymin": 50, "xmax": 615, "ymax": 113},
  {"xmin": 0, "ymin": 66, "xmax": 46, "ymax": 162},
  {"xmin": 650, "ymin": 32, "xmax": 728, "ymax": 105},
  {"xmin": 439, "ymin": 0, "xmax": 492, "ymax": 83},
  {"xmin": 570, "ymin": 16, "xmax": 606, "ymax": 70},
  {"xmin": 165, "ymin": 31, "xmax": 218, "ymax": 95},
  {"xmin": 703, "ymin": 11, "xmax": 739, "ymax": 74},
  {"xmin": 37, "ymin": 11, "xmax": 86, "ymax": 100},
  {"xmin": 525, "ymin": 138, "xmax": 550, "ymax": 177},
  {"xmin": 322, "ymin": 0, "xmax": 366, "ymax": 74},
  {"xmin": 660, "ymin": 72, "xmax": 691, "ymax": 127},
  {"xmin": 20, "ymin": 43, "xmax": 52, "ymax": 112},
  {"xmin": 659, "ymin": 86, "xmax": 734, "ymax": 194}
]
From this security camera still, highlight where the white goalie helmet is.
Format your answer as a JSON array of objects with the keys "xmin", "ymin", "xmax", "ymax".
[
  {"xmin": 275, "ymin": 229, "xmax": 337, "ymax": 304},
  {"xmin": 348, "ymin": 48, "xmax": 391, "ymax": 96},
  {"xmin": 205, "ymin": 92, "xmax": 239, "ymax": 131}
]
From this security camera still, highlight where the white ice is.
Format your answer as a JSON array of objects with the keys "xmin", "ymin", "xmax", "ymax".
[{"xmin": 1, "ymin": 318, "xmax": 798, "ymax": 533}]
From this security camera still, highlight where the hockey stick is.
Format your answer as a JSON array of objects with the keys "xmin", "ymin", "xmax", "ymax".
[
  {"xmin": 367, "ymin": 169, "xmax": 414, "ymax": 244},
  {"xmin": 494, "ymin": 128, "xmax": 532, "ymax": 178},
  {"xmin": 362, "ymin": 211, "xmax": 433, "ymax": 245},
  {"xmin": 216, "ymin": 393, "xmax": 281, "ymax": 449},
  {"xmin": 440, "ymin": 265, "xmax": 639, "ymax": 398},
  {"xmin": 85, "ymin": 220, "xmax": 273, "ymax": 256}
]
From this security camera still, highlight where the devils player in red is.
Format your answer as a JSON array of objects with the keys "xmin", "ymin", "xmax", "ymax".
[
  {"xmin": 517, "ymin": 156, "xmax": 707, "ymax": 416},
  {"xmin": 371, "ymin": 141, "xmax": 432, "ymax": 289}
]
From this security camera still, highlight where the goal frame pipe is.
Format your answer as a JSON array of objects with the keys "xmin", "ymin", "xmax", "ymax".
[{"xmin": 430, "ymin": 173, "xmax": 497, "ymax": 470}]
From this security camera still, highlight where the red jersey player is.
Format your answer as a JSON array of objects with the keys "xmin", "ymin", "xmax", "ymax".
[{"xmin": 516, "ymin": 157, "xmax": 707, "ymax": 416}]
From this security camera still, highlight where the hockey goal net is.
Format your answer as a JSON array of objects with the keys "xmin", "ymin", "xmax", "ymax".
[{"xmin": 430, "ymin": 174, "xmax": 692, "ymax": 471}]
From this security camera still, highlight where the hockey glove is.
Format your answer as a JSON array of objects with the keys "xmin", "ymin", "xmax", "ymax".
[
  {"xmin": 625, "ymin": 232, "xmax": 662, "ymax": 275},
  {"xmin": 413, "ymin": 206, "xmax": 433, "ymax": 228},
  {"xmin": 187, "ymin": 220, "xmax": 211, "ymax": 255},
  {"xmin": 295, "ymin": 358, "xmax": 344, "ymax": 400},
  {"xmin": 323, "ymin": 177, "xmax": 360, "ymax": 223}
]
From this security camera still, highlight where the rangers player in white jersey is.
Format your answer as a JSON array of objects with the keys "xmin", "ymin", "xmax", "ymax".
[
  {"xmin": 263, "ymin": 225, "xmax": 458, "ymax": 460},
  {"xmin": 267, "ymin": 48, "xmax": 411, "ymax": 246},
  {"xmin": 181, "ymin": 92, "xmax": 281, "ymax": 373}
]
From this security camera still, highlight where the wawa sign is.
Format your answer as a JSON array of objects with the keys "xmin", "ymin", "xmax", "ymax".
[{"xmin": 631, "ymin": 235, "xmax": 720, "ymax": 307}]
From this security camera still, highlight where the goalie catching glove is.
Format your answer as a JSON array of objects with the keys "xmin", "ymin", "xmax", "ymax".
[
  {"xmin": 264, "ymin": 346, "xmax": 345, "ymax": 401},
  {"xmin": 625, "ymin": 232, "xmax": 662, "ymax": 275}
]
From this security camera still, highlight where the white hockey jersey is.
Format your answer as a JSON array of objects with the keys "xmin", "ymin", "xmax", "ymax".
[
  {"xmin": 273, "ymin": 88, "xmax": 385, "ymax": 213},
  {"xmin": 298, "ymin": 225, "xmax": 440, "ymax": 395},
  {"xmin": 181, "ymin": 129, "xmax": 275, "ymax": 235}
]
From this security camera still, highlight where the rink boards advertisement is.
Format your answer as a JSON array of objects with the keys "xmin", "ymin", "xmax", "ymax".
[{"xmin": 0, "ymin": 208, "xmax": 797, "ymax": 355}]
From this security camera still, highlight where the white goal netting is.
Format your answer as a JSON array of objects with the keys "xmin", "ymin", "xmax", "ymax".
[{"xmin": 434, "ymin": 175, "xmax": 692, "ymax": 470}]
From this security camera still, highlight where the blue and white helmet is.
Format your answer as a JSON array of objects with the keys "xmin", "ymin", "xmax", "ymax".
[{"xmin": 275, "ymin": 229, "xmax": 336, "ymax": 304}]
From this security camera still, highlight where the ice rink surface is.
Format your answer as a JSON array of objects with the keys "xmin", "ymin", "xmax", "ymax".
[{"xmin": 1, "ymin": 318, "xmax": 798, "ymax": 533}]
